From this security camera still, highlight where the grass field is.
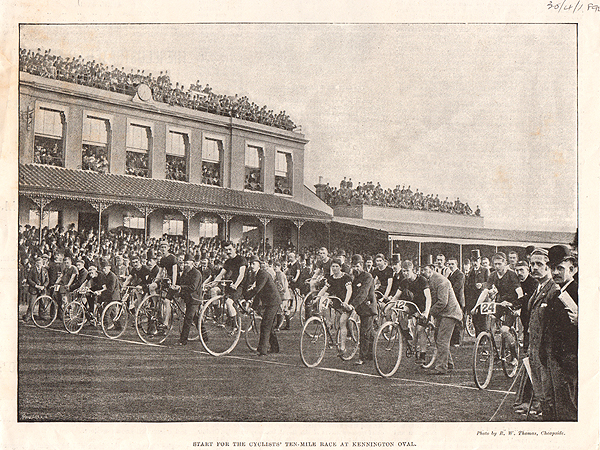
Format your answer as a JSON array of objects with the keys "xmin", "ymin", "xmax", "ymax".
[{"xmin": 17, "ymin": 310, "xmax": 526, "ymax": 422}]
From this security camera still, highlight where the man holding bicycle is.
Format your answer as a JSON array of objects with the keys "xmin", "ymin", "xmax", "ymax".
[
  {"xmin": 24, "ymin": 256, "xmax": 49, "ymax": 323},
  {"xmin": 471, "ymin": 252, "xmax": 522, "ymax": 366},
  {"xmin": 172, "ymin": 253, "xmax": 203, "ymax": 346}
]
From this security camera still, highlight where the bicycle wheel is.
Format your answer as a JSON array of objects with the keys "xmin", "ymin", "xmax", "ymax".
[
  {"xmin": 374, "ymin": 321, "xmax": 403, "ymax": 377},
  {"xmin": 421, "ymin": 322, "xmax": 437, "ymax": 369},
  {"xmin": 473, "ymin": 332, "xmax": 495, "ymax": 389},
  {"xmin": 101, "ymin": 301, "xmax": 128, "ymax": 339},
  {"xmin": 501, "ymin": 328, "xmax": 520, "ymax": 378},
  {"xmin": 31, "ymin": 295, "xmax": 58, "ymax": 328},
  {"xmin": 465, "ymin": 313, "xmax": 476, "ymax": 337},
  {"xmin": 135, "ymin": 295, "xmax": 174, "ymax": 344},
  {"xmin": 300, "ymin": 316, "xmax": 327, "ymax": 368},
  {"xmin": 337, "ymin": 317, "xmax": 360, "ymax": 361},
  {"xmin": 244, "ymin": 312, "xmax": 262, "ymax": 352},
  {"xmin": 300, "ymin": 292, "xmax": 316, "ymax": 327},
  {"xmin": 199, "ymin": 296, "xmax": 242, "ymax": 356},
  {"xmin": 63, "ymin": 300, "xmax": 86, "ymax": 334}
]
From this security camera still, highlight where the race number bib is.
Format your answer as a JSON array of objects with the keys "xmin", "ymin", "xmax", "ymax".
[{"xmin": 480, "ymin": 302, "xmax": 497, "ymax": 315}]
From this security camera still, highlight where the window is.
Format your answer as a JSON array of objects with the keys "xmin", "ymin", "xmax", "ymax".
[
  {"xmin": 82, "ymin": 116, "xmax": 110, "ymax": 173},
  {"xmin": 166, "ymin": 131, "xmax": 188, "ymax": 181},
  {"xmin": 202, "ymin": 138, "xmax": 222, "ymax": 186},
  {"xmin": 126, "ymin": 124, "xmax": 151, "ymax": 177},
  {"xmin": 275, "ymin": 151, "xmax": 293, "ymax": 195},
  {"xmin": 34, "ymin": 107, "xmax": 64, "ymax": 167},
  {"xmin": 163, "ymin": 218, "xmax": 184, "ymax": 236},
  {"xmin": 29, "ymin": 210, "xmax": 59, "ymax": 229},
  {"xmin": 123, "ymin": 216, "xmax": 145, "ymax": 229},
  {"xmin": 199, "ymin": 218, "xmax": 219, "ymax": 238},
  {"xmin": 245, "ymin": 145, "xmax": 263, "ymax": 192}
]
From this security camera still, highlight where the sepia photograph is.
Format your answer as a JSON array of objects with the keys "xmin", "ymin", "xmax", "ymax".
[{"xmin": 3, "ymin": 5, "xmax": 598, "ymax": 449}]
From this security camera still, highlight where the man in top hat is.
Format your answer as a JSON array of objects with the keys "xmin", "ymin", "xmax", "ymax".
[
  {"xmin": 421, "ymin": 261, "xmax": 462, "ymax": 374},
  {"xmin": 349, "ymin": 254, "xmax": 377, "ymax": 365},
  {"xmin": 173, "ymin": 253, "xmax": 203, "ymax": 346},
  {"xmin": 465, "ymin": 249, "xmax": 490, "ymax": 336},
  {"xmin": 245, "ymin": 255, "xmax": 281, "ymax": 356},
  {"xmin": 542, "ymin": 245, "xmax": 578, "ymax": 420}
]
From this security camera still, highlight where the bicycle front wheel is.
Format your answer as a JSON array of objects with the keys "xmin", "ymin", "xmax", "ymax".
[
  {"xmin": 501, "ymin": 328, "xmax": 520, "ymax": 378},
  {"xmin": 300, "ymin": 316, "xmax": 327, "ymax": 368},
  {"xmin": 199, "ymin": 297, "xmax": 242, "ymax": 356},
  {"xmin": 31, "ymin": 295, "xmax": 58, "ymax": 328},
  {"xmin": 473, "ymin": 332, "xmax": 495, "ymax": 389},
  {"xmin": 63, "ymin": 300, "xmax": 86, "ymax": 334},
  {"xmin": 101, "ymin": 301, "xmax": 129, "ymax": 339},
  {"xmin": 135, "ymin": 295, "xmax": 174, "ymax": 344},
  {"xmin": 337, "ymin": 317, "xmax": 360, "ymax": 361},
  {"xmin": 374, "ymin": 321, "xmax": 403, "ymax": 377},
  {"xmin": 244, "ymin": 312, "xmax": 262, "ymax": 352}
]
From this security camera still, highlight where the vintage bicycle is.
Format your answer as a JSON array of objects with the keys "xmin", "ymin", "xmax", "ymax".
[
  {"xmin": 472, "ymin": 300, "xmax": 521, "ymax": 389},
  {"xmin": 299, "ymin": 295, "xmax": 360, "ymax": 368},
  {"xmin": 373, "ymin": 300, "xmax": 436, "ymax": 378},
  {"xmin": 134, "ymin": 279, "xmax": 203, "ymax": 345},
  {"xmin": 100, "ymin": 285, "xmax": 143, "ymax": 339}
]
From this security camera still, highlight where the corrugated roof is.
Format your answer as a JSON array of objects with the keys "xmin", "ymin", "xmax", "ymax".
[
  {"xmin": 19, "ymin": 164, "xmax": 331, "ymax": 221},
  {"xmin": 332, "ymin": 216, "xmax": 574, "ymax": 246}
]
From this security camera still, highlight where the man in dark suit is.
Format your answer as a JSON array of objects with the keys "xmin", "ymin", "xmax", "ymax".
[
  {"xmin": 24, "ymin": 256, "xmax": 49, "ymax": 322},
  {"xmin": 349, "ymin": 254, "xmax": 377, "ymax": 365},
  {"xmin": 245, "ymin": 255, "xmax": 281, "ymax": 356},
  {"xmin": 447, "ymin": 257, "xmax": 465, "ymax": 346},
  {"xmin": 543, "ymin": 245, "xmax": 578, "ymax": 421},
  {"xmin": 174, "ymin": 253, "xmax": 203, "ymax": 346}
]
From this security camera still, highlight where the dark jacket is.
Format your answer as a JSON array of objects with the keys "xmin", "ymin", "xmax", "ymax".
[
  {"xmin": 246, "ymin": 268, "xmax": 282, "ymax": 308},
  {"xmin": 543, "ymin": 279, "xmax": 577, "ymax": 375},
  {"xmin": 178, "ymin": 266, "xmax": 203, "ymax": 303},
  {"xmin": 349, "ymin": 270, "xmax": 375, "ymax": 309},
  {"xmin": 27, "ymin": 265, "xmax": 49, "ymax": 295},
  {"xmin": 100, "ymin": 270, "xmax": 121, "ymax": 303},
  {"xmin": 447, "ymin": 269, "xmax": 465, "ymax": 309}
]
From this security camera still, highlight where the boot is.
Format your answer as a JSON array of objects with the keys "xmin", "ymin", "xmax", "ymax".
[{"xmin": 283, "ymin": 316, "xmax": 290, "ymax": 330}]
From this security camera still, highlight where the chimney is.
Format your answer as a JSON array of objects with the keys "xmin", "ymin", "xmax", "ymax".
[{"xmin": 314, "ymin": 176, "xmax": 327, "ymax": 202}]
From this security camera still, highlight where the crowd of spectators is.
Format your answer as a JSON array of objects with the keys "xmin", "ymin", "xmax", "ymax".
[
  {"xmin": 125, "ymin": 152, "xmax": 149, "ymax": 177},
  {"xmin": 275, "ymin": 179, "xmax": 292, "ymax": 195},
  {"xmin": 244, "ymin": 172, "xmax": 263, "ymax": 191},
  {"xmin": 34, "ymin": 140, "xmax": 63, "ymax": 167},
  {"xmin": 202, "ymin": 165, "xmax": 221, "ymax": 186},
  {"xmin": 165, "ymin": 157, "xmax": 187, "ymax": 181},
  {"xmin": 82, "ymin": 146, "xmax": 109, "ymax": 173},
  {"xmin": 20, "ymin": 48, "xmax": 298, "ymax": 132},
  {"xmin": 321, "ymin": 178, "xmax": 481, "ymax": 216}
]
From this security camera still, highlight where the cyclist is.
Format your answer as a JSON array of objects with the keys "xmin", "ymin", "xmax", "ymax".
[
  {"xmin": 54, "ymin": 255, "xmax": 78, "ymax": 315},
  {"xmin": 398, "ymin": 260, "xmax": 432, "ymax": 365},
  {"xmin": 211, "ymin": 241, "xmax": 247, "ymax": 332},
  {"xmin": 282, "ymin": 252, "xmax": 301, "ymax": 330},
  {"xmin": 122, "ymin": 254, "xmax": 150, "ymax": 311},
  {"xmin": 70, "ymin": 258, "xmax": 89, "ymax": 293},
  {"xmin": 316, "ymin": 258, "xmax": 353, "ymax": 357},
  {"xmin": 273, "ymin": 260, "xmax": 291, "ymax": 331},
  {"xmin": 372, "ymin": 253, "xmax": 394, "ymax": 302},
  {"xmin": 471, "ymin": 252, "xmax": 522, "ymax": 366},
  {"xmin": 309, "ymin": 247, "xmax": 332, "ymax": 293}
]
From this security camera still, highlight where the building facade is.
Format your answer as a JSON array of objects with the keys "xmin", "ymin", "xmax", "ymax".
[{"xmin": 18, "ymin": 72, "xmax": 332, "ymax": 249}]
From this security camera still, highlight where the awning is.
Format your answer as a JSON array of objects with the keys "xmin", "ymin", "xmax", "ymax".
[{"xmin": 19, "ymin": 164, "xmax": 331, "ymax": 222}]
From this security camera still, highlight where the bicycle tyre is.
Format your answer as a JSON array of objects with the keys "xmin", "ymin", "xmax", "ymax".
[
  {"xmin": 244, "ymin": 312, "xmax": 262, "ymax": 352},
  {"xmin": 337, "ymin": 317, "xmax": 360, "ymax": 361},
  {"xmin": 199, "ymin": 296, "xmax": 242, "ymax": 356},
  {"xmin": 101, "ymin": 300, "xmax": 128, "ymax": 339},
  {"xmin": 299, "ymin": 291, "xmax": 316, "ymax": 327},
  {"xmin": 473, "ymin": 332, "xmax": 495, "ymax": 389},
  {"xmin": 465, "ymin": 313, "xmax": 476, "ymax": 337},
  {"xmin": 135, "ymin": 294, "xmax": 174, "ymax": 345},
  {"xmin": 374, "ymin": 321, "xmax": 403, "ymax": 377},
  {"xmin": 300, "ymin": 316, "xmax": 327, "ymax": 368},
  {"xmin": 31, "ymin": 295, "xmax": 58, "ymax": 328},
  {"xmin": 421, "ymin": 322, "xmax": 438, "ymax": 369},
  {"xmin": 501, "ymin": 327, "xmax": 520, "ymax": 378},
  {"xmin": 63, "ymin": 300, "xmax": 86, "ymax": 334}
]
